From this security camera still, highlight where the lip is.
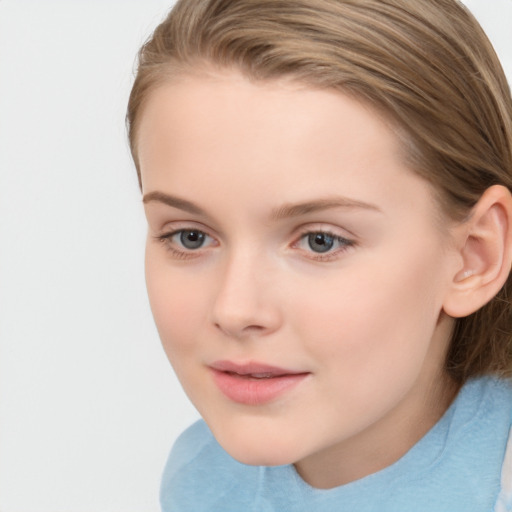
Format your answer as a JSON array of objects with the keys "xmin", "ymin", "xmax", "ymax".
[{"xmin": 209, "ymin": 360, "xmax": 310, "ymax": 405}]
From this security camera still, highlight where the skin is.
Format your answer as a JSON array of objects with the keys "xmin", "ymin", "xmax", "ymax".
[{"xmin": 137, "ymin": 69, "xmax": 463, "ymax": 489}]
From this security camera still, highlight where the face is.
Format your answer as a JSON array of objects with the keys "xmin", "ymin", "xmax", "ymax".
[{"xmin": 138, "ymin": 70, "xmax": 459, "ymax": 487}]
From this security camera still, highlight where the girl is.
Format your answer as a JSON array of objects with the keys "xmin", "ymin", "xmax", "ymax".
[{"xmin": 127, "ymin": 0, "xmax": 512, "ymax": 510}]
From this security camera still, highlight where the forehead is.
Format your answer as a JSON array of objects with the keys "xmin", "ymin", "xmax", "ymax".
[
  {"xmin": 137, "ymin": 69, "xmax": 398, "ymax": 152},
  {"xmin": 138, "ymin": 71, "xmax": 397, "ymax": 171},
  {"xmin": 136, "ymin": 70, "xmax": 441, "ymax": 225}
]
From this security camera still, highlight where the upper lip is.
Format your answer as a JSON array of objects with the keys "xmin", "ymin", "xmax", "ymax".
[{"xmin": 209, "ymin": 360, "xmax": 307, "ymax": 378}]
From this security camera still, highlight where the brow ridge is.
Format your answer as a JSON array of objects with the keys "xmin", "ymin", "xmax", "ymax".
[
  {"xmin": 143, "ymin": 191, "xmax": 380, "ymax": 220},
  {"xmin": 142, "ymin": 191, "xmax": 205, "ymax": 216},
  {"xmin": 270, "ymin": 197, "xmax": 381, "ymax": 221}
]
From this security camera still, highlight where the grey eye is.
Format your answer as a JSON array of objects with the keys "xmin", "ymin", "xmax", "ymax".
[
  {"xmin": 307, "ymin": 232, "xmax": 335, "ymax": 253},
  {"xmin": 179, "ymin": 230, "xmax": 206, "ymax": 249}
]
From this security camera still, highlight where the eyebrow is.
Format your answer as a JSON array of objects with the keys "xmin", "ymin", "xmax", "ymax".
[
  {"xmin": 270, "ymin": 197, "xmax": 381, "ymax": 221},
  {"xmin": 142, "ymin": 191, "xmax": 381, "ymax": 220},
  {"xmin": 143, "ymin": 191, "xmax": 206, "ymax": 216}
]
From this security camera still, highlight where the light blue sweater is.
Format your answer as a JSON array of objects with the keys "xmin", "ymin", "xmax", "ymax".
[{"xmin": 161, "ymin": 377, "xmax": 512, "ymax": 511}]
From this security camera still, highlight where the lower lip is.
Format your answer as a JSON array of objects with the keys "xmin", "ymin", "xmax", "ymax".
[{"xmin": 211, "ymin": 369, "xmax": 309, "ymax": 405}]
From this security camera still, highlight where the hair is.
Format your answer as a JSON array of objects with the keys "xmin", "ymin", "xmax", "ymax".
[{"xmin": 127, "ymin": 0, "xmax": 512, "ymax": 383}]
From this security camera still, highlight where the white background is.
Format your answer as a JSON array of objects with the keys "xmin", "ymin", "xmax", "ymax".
[{"xmin": 0, "ymin": 1, "xmax": 510, "ymax": 511}]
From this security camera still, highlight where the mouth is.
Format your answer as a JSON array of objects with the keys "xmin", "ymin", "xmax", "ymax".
[{"xmin": 209, "ymin": 360, "xmax": 310, "ymax": 405}]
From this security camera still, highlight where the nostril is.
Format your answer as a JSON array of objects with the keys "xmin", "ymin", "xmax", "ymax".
[
  {"xmin": 214, "ymin": 321, "xmax": 266, "ymax": 337},
  {"xmin": 244, "ymin": 325, "xmax": 265, "ymax": 332}
]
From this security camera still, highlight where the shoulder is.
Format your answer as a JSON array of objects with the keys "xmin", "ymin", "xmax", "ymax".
[
  {"xmin": 456, "ymin": 376, "xmax": 512, "ymax": 427},
  {"xmin": 456, "ymin": 377, "xmax": 512, "ymax": 458},
  {"xmin": 160, "ymin": 420, "xmax": 262, "ymax": 512},
  {"xmin": 487, "ymin": 377, "xmax": 512, "ymax": 512},
  {"xmin": 495, "ymin": 426, "xmax": 512, "ymax": 512},
  {"xmin": 482, "ymin": 377, "xmax": 512, "ymax": 512},
  {"xmin": 465, "ymin": 375, "xmax": 512, "ymax": 403}
]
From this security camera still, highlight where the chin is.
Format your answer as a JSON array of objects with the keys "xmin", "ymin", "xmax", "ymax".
[
  {"xmin": 210, "ymin": 422, "xmax": 304, "ymax": 467},
  {"xmin": 226, "ymin": 444, "xmax": 297, "ymax": 467}
]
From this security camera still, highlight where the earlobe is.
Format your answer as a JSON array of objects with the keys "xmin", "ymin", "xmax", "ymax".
[{"xmin": 443, "ymin": 185, "xmax": 512, "ymax": 318}]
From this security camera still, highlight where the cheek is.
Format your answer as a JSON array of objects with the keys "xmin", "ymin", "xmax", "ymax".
[
  {"xmin": 145, "ymin": 250, "xmax": 208, "ymax": 360},
  {"xmin": 291, "ymin": 247, "xmax": 447, "ymax": 380}
]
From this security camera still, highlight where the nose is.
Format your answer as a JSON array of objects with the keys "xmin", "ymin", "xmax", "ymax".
[{"xmin": 211, "ymin": 250, "xmax": 282, "ymax": 339}]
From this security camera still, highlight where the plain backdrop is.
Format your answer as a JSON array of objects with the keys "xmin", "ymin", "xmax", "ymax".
[{"xmin": 0, "ymin": 1, "xmax": 511, "ymax": 511}]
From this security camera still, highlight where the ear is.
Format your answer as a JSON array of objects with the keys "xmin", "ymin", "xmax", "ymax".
[{"xmin": 443, "ymin": 185, "xmax": 512, "ymax": 318}]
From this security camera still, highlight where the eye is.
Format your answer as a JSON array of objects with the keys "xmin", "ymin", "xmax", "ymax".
[
  {"xmin": 176, "ymin": 229, "xmax": 208, "ymax": 250},
  {"xmin": 306, "ymin": 232, "xmax": 336, "ymax": 253},
  {"xmin": 156, "ymin": 228, "xmax": 216, "ymax": 258},
  {"xmin": 295, "ymin": 230, "xmax": 354, "ymax": 258}
]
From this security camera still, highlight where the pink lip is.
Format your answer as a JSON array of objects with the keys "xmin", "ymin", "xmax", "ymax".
[{"xmin": 209, "ymin": 360, "xmax": 309, "ymax": 405}]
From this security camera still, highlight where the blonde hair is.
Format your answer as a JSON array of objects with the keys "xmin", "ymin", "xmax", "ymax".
[{"xmin": 127, "ymin": 0, "xmax": 512, "ymax": 383}]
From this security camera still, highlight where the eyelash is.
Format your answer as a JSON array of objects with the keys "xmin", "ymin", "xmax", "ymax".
[
  {"xmin": 155, "ymin": 229, "xmax": 215, "ymax": 261},
  {"xmin": 155, "ymin": 227, "xmax": 355, "ymax": 262},
  {"xmin": 294, "ymin": 229, "xmax": 355, "ymax": 262}
]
